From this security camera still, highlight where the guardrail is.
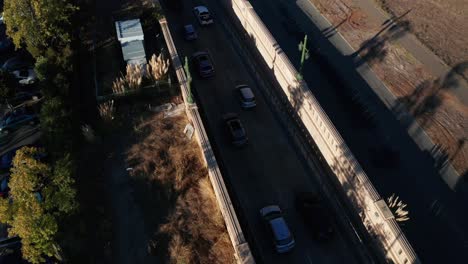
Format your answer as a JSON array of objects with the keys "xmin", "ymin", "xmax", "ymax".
[
  {"xmin": 159, "ymin": 18, "xmax": 255, "ymax": 264},
  {"xmin": 222, "ymin": 0, "xmax": 420, "ymax": 263}
]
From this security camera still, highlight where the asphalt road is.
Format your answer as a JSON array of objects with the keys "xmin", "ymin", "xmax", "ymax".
[
  {"xmin": 163, "ymin": 1, "xmax": 360, "ymax": 263},
  {"xmin": 247, "ymin": 0, "xmax": 468, "ymax": 262}
]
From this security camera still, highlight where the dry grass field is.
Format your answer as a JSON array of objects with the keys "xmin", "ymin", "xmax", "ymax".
[
  {"xmin": 376, "ymin": 0, "xmax": 468, "ymax": 68},
  {"xmin": 127, "ymin": 114, "xmax": 236, "ymax": 264},
  {"xmin": 311, "ymin": 0, "xmax": 468, "ymax": 174}
]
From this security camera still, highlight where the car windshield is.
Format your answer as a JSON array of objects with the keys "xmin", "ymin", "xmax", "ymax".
[
  {"xmin": 230, "ymin": 120, "xmax": 242, "ymax": 130},
  {"xmin": 200, "ymin": 12, "xmax": 211, "ymax": 20},
  {"xmin": 277, "ymin": 235, "xmax": 293, "ymax": 246}
]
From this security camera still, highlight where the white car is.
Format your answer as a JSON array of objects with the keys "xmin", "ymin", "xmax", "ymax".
[
  {"xmin": 12, "ymin": 68, "xmax": 38, "ymax": 85},
  {"xmin": 193, "ymin": 6, "xmax": 213, "ymax": 26},
  {"xmin": 260, "ymin": 205, "xmax": 295, "ymax": 253}
]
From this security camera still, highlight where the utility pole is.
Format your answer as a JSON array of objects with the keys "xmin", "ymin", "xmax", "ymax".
[
  {"xmin": 297, "ymin": 34, "xmax": 310, "ymax": 80},
  {"xmin": 183, "ymin": 56, "xmax": 193, "ymax": 104}
]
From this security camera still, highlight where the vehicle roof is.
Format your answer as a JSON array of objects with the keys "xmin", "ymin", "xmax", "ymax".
[
  {"xmin": 194, "ymin": 6, "xmax": 209, "ymax": 13},
  {"xmin": 184, "ymin": 24, "xmax": 195, "ymax": 32},
  {"xmin": 239, "ymin": 87, "xmax": 255, "ymax": 100},
  {"xmin": 192, "ymin": 51, "xmax": 209, "ymax": 58},
  {"xmin": 260, "ymin": 205, "xmax": 281, "ymax": 216},
  {"xmin": 269, "ymin": 217, "xmax": 292, "ymax": 242}
]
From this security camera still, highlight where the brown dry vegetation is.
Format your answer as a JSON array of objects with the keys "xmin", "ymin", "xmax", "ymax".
[
  {"xmin": 375, "ymin": 0, "xmax": 468, "ymax": 68},
  {"xmin": 126, "ymin": 114, "xmax": 236, "ymax": 264},
  {"xmin": 311, "ymin": 0, "xmax": 468, "ymax": 174}
]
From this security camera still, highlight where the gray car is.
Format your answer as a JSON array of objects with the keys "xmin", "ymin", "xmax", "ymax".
[
  {"xmin": 236, "ymin": 84, "xmax": 256, "ymax": 109},
  {"xmin": 192, "ymin": 51, "xmax": 215, "ymax": 78},
  {"xmin": 260, "ymin": 205, "xmax": 295, "ymax": 253},
  {"xmin": 223, "ymin": 113, "xmax": 248, "ymax": 146}
]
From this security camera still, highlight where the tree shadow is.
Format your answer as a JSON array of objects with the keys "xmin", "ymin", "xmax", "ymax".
[
  {"xmin": 351, "ymin": 10, "xmax": 413, "ymax": 67},
  {"xmin": 392, "ymin": 61, "xmax": 468, "ymax": 136},
  {"xmin": 323, "ymin": 18, "xmax": 347, "ymax": 39}
]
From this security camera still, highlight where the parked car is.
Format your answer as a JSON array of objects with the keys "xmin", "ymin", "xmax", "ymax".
[
  {"xmin": 0, "ymin": 108, "xmax": 38, "ymax": 134},
  {"xmin": 5, "ymin": 91, "xmax": 43, "ymax": 110},
  {"xmin": 183, "ymin": 24, "xmax": 198, "ymax": 40},
  {"xmin": 236, "ymin": 84, "xmax": 256, "ymax": 109},
  {"xmin": 260, "ymin": 205, "xmax": 295, "ymax": 253},
  {"xmin": 192, "ymin": 51, "xmax": 214, "ymax": 78},
  {"xmin": 193, "ymin": 6, "xmax": 213, "ymax": 25},
  {"xmin": 12, "ymin": 68, "xmax": 37, "ymax": 86},
  {"xmin": 223, "ymin": 113, "xmax": 248, "ymax": 146},
  {"xmin": 295, "ymin": 192, "xmax": 334, "ymax": 241},
  {"xmin": 1, "ymin": 55, "xmax": 34, "ymax": 72},
  {"xmin": 0, "ymin": 148, "xmax": 18, "ymax": 170},
  {"xmin": 0, "ymin": 176, "xmax": 9, "ymax": 198}
]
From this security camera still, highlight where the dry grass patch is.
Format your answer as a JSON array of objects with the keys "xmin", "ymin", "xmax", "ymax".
[
  {"xmin": 375, "ymin": 0, "xmax": 468, "ymax": 68},
  {"xmin": 127, "ymin": 114, "xmax": 236, "ymax": 264}
]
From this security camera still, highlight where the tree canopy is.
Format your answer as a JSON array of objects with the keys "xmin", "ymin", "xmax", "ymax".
[
  {"xmin": 0, "ymin": 147, "xmax": 77, "ymax": 263},
  {"xmin": 3, "ymin": 0, "xmax": 78, "ymax": 57}
]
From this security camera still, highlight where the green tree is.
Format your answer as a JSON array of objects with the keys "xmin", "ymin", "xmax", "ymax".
[
  {"xmin": 0, "ymin": 147, "xmax": 77, "ymax": 263},
  {"xmin": 3, "ymin": 0, "xmax": 78, "ymax": 57},
  {"xmin": 40, "ymin": 97, "xmax": 73, "ymax": 153}
]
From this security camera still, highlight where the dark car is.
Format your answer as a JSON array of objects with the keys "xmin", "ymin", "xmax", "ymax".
[
  {"xmin": 2, "ymin": 55, "xmax": 34, "ymax": 72},
  {"xmin": 0, "ymin": 148, "xmax": 18, "ymax": 170},
  {"xmin": 183, "ymin": 24, "xmax": 197, "ymax": 40},
  {"xmin": 295, "ymin": 192, "xmax": 334, "ymax": 241},
  {"xmin": 0, "ymin": 108, "xmax": 38, "ymax": 134},
  {"xmin": 223, "ymin": 113, "xmax": 248, "ymax": 146},
  {"xmin": 236, "ymin": 84, "xmax": 256, "ymax": 109},
  {"xmin": 0, "ymin": 24, "xmax": 14, "ymax": 53},
  {"xmin": 0, "ymin": 176, "xmax": 9, "ymax": 198},
  {"xmin": 192, "ymin": 51, "xmax": 214, "ymax": 78}
]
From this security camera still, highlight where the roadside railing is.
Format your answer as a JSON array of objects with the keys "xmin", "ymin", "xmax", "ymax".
[{"xmin": 222, "ymin": 0, "xmax": 420, "ymax": 263}]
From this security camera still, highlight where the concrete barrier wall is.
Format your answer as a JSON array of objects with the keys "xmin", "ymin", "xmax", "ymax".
[
  {"xmin": 159, "ymin": 18, "xmax": 255, "ymax": 264},
  {"xmin": 223, "ymin": 1, "xmax": 420, "ymax": 263}
]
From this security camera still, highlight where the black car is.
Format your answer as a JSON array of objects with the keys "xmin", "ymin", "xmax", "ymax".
[
  {"xmin": 2, "ymin": 54, "xmax": 34, "ymax": 72},
  {"xmin": 223, "ymin": 113, "xmax": 248, "ymax": 146},
  {"xmin": 295, "ymin": 192, "xmax": 334, "ymax": 241},
  {"xmin": 192, "ymin": 51, "xmax": 215, "ymax": 78}
]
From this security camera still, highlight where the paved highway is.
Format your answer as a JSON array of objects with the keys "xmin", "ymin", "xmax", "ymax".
[{"xmin": 163, "ymin": 1, "xmax": 361, "ymax": 263}]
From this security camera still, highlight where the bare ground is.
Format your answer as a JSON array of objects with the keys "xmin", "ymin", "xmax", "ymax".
[
  {"xmin": 126, "ymin": 113, "xmax": 236, "ymax": 264},
  {"xmin": 375, "ymin": 0, "xmax": 468, "ymax": 68},
  {"xmin": 311, "ymin": 0, "xmax": 468, "ymax": 174}
]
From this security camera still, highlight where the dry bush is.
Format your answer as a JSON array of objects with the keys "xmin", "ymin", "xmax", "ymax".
[
  {"xmin": 112, "ymin": 77, "xmax": 127, "ymax": 95},
  {"xmin": 168, "ymin": 234, "xmax": 194, "ymax": 264},
  {"xmin": 147, "ymin": 53, "xmax": 170, "ymax": 82},
  {"xmin": 126, "ymin": 63, "xmax": 144, "ymax": 90},
  {"xmin": 98, "ymin": 100, "xmax": 115, "ymax": 122},
  {"xmin": 127, "ymin": 113, "xmax": 235, "ymax": 263},
  {"xmin": 111, "ymin": 64, "xmax": 144, "ymax": 95}
]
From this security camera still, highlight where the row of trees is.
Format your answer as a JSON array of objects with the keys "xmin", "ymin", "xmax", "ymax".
[{"xmin": 1, "ymin": 0, "xmax": 80, "ymax": 263}]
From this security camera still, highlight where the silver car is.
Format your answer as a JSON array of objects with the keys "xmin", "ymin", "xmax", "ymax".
[
  {"xmin": 236, "ymin": 85, "xmax": 256, "ymax": 109},
  {"xmin": 260, "ymin": 205, "xmax": 295, "ymax": 253},
  {"xmin": 193, "ymin": 6, "xmax": 213, "ymax": 26}
]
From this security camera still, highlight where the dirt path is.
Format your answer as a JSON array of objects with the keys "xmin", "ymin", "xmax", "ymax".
[{"xmin": 104, "ymin": 135, "xmax": 156, "ymax": 264}]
